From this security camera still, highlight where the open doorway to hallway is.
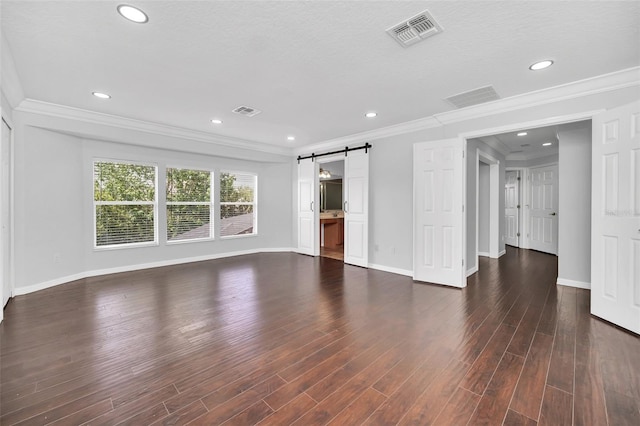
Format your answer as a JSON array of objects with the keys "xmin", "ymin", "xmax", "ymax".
[{"xmin": 465, "ymin": 120, "xmax": 591, "ymax": 281}]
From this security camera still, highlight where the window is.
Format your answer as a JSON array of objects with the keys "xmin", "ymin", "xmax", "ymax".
[
  {"xmin": 220, "ymin": 172, "xmax": 257, "ymax": 237},
  {"xmin": 166, "ymin": 168, "xmax": 213, "ymax": 242},
  {"xmin": 94, "ymin": 161, "xmax": 157, "ymax": 247}
]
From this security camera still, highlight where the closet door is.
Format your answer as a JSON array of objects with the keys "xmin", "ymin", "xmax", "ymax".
[{"xmin": 297, "ymin": 159, "xmax": 318, "ymax": 256}]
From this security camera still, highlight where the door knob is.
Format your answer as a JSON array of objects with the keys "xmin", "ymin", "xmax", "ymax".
[{"xmin": 550, "ymin": 212, "xmax": 556, "ymax": 216}]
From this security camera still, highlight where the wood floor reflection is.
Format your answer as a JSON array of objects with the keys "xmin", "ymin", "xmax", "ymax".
[{"xmin": 1, "ymin": 248, "xmax": 639, "ymax": 425}]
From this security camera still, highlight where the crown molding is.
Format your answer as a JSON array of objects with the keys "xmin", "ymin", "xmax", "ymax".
[
  {"xmin": 1, "ymin": 32, "xmax": 26, "ymax": 109},
  {"xmin": 15, "ymin": 99, "xmax": 293, "ymax": 157},
  {"xmin": 475, "ymin": 135, "xmax": 511, "ymax": 157},
  {"xmin": 295, "ymin": 116, "xmax": 441, "ymax": 155},
  {"xmin": 302, "ymin": 66, "xmax": 640, "ymax": 155},
  {"xmin": 434, "ymin": 66, "xmax": 640, "ymax": 125}
]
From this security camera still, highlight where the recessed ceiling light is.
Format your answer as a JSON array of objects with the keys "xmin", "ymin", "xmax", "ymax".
[
  {"xmin": 517, "ymin": 132, "xmax": 528, "ymax": 136},
  {"xmin": 365, "ymin": 112, "xmax": 377, "ymax": 118},
  {"xmin": 287, "ymin": 136, "xmax": 295, "ymax": 141},
  {"xmin": 117, "ymin": 4, "xmax": 148, "ymax": 23},
  {"xmin": 529, "ymin": 60, "xmax": 553, "ymax": 71},
  {"xmin": 211, "ymin": 119, "xmax": 223, "ymax": 124},
  {"xmin": 543, "ymin": 142, "xmax": 552, "ymax": 146},
  {"xmin": 92, "ymin": 92, "xmax": 111, "ymax": 99}
]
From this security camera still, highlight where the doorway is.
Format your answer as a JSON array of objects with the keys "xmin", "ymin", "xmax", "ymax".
[{"xmin": 318, "ymin": 159, "xmax": 344, "ymax": 261}]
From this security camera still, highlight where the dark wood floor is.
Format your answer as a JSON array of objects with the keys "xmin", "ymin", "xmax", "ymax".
[{"xmin": 1, "ymin": 248, "xmax": 639, "ymax": 425}]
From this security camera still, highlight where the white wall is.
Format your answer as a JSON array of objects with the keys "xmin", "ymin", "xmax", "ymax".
[
  {"xmin": 557, "ymin": 122, "xmax": 592, "ymax": 288},
  {"xmin": 12, "ymin": 111, "xmax": 293, "ymax": 293},
  {"xmin": 478, "ymin": 162, "xmax": 490, "ymax": 254}
]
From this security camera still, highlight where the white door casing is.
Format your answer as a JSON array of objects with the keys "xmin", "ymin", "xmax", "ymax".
[
  {"xmin": 297, "ymin": 159, "xmax": 318, "ymax": 256},
  {"xmin": 528, "ymin": 164, "xmax": 558, "ymax": 255},
  {"xmin": 1, "ymin": 118, "xmax": 10, "ymax": 309},
  {"xmin": 591, "ymin": 101, "xmax": 640, "ymax": 334},
  {"xmin": 414, "ymin": 139, "xmax": 465, "ymax": 287},
  {"xmin": 504, "ymin": 170, "xmax": 520, "ymax": 247},
  {"xmin": 344, "ymin": 149, "xmax": 369, "ymax": 267}
]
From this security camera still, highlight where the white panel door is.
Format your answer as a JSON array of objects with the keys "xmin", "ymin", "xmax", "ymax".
[
  {"xmin": 529, "ymin": 165, "xmax": 558, "ymax": 255},
  {"xmin": 504, "ymin": 171, "xmax": 520, "ymax": 247},
  {"xmin": 344, "ymin": 149, "xmax": 369, "ymax": 267},
  {"xmin": 297, "ymin": 159, "xmax": 318, "ymax": 256},
  {"xmin": 592, "ymin": 101, "xmax": 640, "ymax": 334},
  {"xmin": 414, "ymin": 139, "xmax": 465, "ymax": 287},
  {"xmin": 1, "ymin": 119, "xmax": 10, "ymax": 309}
]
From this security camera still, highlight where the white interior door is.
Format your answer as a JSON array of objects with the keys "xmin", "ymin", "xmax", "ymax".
[
  {"xmin": 297, "ymin": 159, "xmax": 318, "ymax": 256},
  {"xmin": 344, "ymin": 149, "xmax": 369, "ymax": 267},
  {"xmin": 591, "ymin": 101, "xmax": 640, "ymax": 334},
  {"xmin": 504, "ymin": 170, "xmax": 520, "ymax": 247},
  {"xmin": 414, "ymin": 139, "xmax": 465, "ymax": 287},
  {"xmin": 528, "ymin": 165, "xmax": 558, "ymax": 255},
  {"xmin": 1, "ymin": 118, "xmax": 10, "ymax": 309}
]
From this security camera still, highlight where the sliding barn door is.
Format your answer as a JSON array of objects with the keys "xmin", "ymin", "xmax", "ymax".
[
  {"xmin": 344, "ymin": 149, "xmax": 369, "ymax": 267},
  {"xmin": 591, "ymin": 101, "xmax": 640, "ymax": 334},
  {"xmin": 414, "ymin": 139, "xmax": 465, "ymax": 287},
  {"xmin": 297, "ymin": 159, "xmax": 318, "ymax": 256}
]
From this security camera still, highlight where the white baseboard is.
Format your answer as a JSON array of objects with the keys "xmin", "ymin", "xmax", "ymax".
[
  {"xmin": 556, "ymin": 278, "xmax": 591, "ymax": 290},
  {"xmin": 478, "ymin": 251, "xmax": 490, "ymax": 257},
  {"xmin": 14, "ymin": 247, "xmax": 295, "ymax": 296},
  {"xmin": 466, "ymin": 265, "xmax": 478, "ymax": 277},
  {"xmin": 368, "ymin": 263, "xmax": 413, "ymax": 277},
  {"xmin": 498, "ymin": 249, "xmax": 506, "ymax": 257}
]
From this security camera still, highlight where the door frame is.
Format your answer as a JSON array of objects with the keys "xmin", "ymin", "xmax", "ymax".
[
  {"xmin": 1, "ymin": 114, "xmax": 15, "ymax": 321},
  {"xmin": 476, "ymin": 149, "xmax": 500, "ymax": 264},
  {"xmin": 504, "ymin": 168, "xmax": 523, "ymax": 248}
]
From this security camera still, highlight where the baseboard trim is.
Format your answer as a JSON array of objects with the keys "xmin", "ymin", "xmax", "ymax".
[
  {"xmin": 478, "ymin": 251, "xmax": 490, "ymax": 257},
  {"xmin": 466, "ymin": 265, "xmax": 479, "ymax": 277},
  {"xmin": 14, "ymin": 248, "xmax": 295, "ymax": 296},
  {"xmin": 368, "ymin": 263, "xmax": 413, "ymax": 277},
  {"xmin": 556, "ymin": 278, "xmax": 591, "ymax": 290},
  {"xmin": 498, "ymin": 249, "xmax": 506, "ymax": 258}
]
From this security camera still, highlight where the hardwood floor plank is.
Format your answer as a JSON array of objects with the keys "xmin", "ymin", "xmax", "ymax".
[
  {"xmin": 459, "ymin": 323, "xmax": 516, "ymax": 395},
  {"xmin": 503, "ymin": 409, "xmax": 537, "ymax": 426},
  {"xmin": 327, "ymin": 387, "xmax": 386, "ymax": 425},
  {"xmin": 510, "ymin": 332, "xmax": 554, "ymax": 421},
  {"xmin": 365, "ymin": 347, "xmax": 452, "ymax": 424},
  {"xmin": 546, "ymin": 287, "xmax": 577, "ymax": 394},
  {"xmin": 222, "ymin": 400, "xmax": 274, "ymax": 426},
  {"xmin": 396, "ymin": 358, "xmax": 470, "ymax": 426},
  {"xmin": 196, "ymin": 375, "xmax": 285, "ymax": 424},
  {"xmin": 431, "ymin": 387, "xmax": 481, "ymax": 426},
  {"xmin": 46, "ymin": 399, "xmax": 113, "ymax": 426},
  {"xmin": 149, "ymin": 400, "xmax": 208, "ymax": 426},
  {"xmin": 467, "ymin": 351, "xmax": 525, "ymax": 425},
  {"xmin": 256, "ymin": 393, "xmax": 316, "ymax": 426},
  {"xmin": 573, "ymin": 289, "xmax": 608, "ymax": 426},
  {"xmin": 539, "ymin": 385, "xmax": 572, "ymax": 426}
]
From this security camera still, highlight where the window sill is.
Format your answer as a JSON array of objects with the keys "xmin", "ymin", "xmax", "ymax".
[
  {"xmin": 220, "ymin": 233, "xmax": 258, "ymax": 240},
  {"xmin": 166, "ymin": 237, "xmax": 214, "ymax": 246},
  {"xmin": 94, "ymin": 241, "xmax": 159, "ymax": 251}
]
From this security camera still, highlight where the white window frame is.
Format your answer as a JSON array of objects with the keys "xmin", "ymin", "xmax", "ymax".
[
  {"xmin": 93, "ymin": 159, "xmax": 158, "ymax": 250},
  {"xmin": 166, "ymin": 166, "xmax": 215, "ymax": 244},
  {"xmin": 219, "ymin": 171, "xmax": 258, "ymax": 239}
]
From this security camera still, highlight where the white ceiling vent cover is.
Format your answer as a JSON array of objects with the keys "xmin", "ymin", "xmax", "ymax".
[
  {"xmin": 232, "ymin": 105, "xmax": 262, "ymax": 117},
  {"xmin": 445, "ymin": 86, "xmax": 501, "ymax": 109},
  {"xmin": 387, "ymin": 10, "xmax": 443, "ymax": 47}
]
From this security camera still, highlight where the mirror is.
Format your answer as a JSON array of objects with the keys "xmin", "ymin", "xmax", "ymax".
[{"xmin": 320, "ymin": 179, "xmax": 342, "ymax": 211}]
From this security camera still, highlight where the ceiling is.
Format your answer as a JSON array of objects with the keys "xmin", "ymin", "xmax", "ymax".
[
  {"xmin": 477, "ymin": 125, "xmax": 560, "ymax": 161},
  {"xmin": 2, "ymin": 1, "xmax": 639, "ymax": 151}
]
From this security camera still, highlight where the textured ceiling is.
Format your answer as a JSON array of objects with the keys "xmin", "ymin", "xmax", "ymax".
[{"xmin": 2, "ymin": 1, "xmax": 639, "ymax": 149}]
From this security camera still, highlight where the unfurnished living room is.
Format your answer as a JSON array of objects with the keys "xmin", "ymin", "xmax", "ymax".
[{"xmin": 1, "ymin": 1, "xmax": 639, "ymax": 425}]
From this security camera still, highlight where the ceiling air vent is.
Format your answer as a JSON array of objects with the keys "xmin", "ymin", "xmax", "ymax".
[
  {"xmin": 232, "ymin": 105, "xmax": 262, "ymax": 117},
  {"xmin": 444, "ymin": 85, "xmax": 500, "ymax": 109},
  {"xmin": 387, "ymin": 10, "xmax": 443, "ymax": 47}
]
